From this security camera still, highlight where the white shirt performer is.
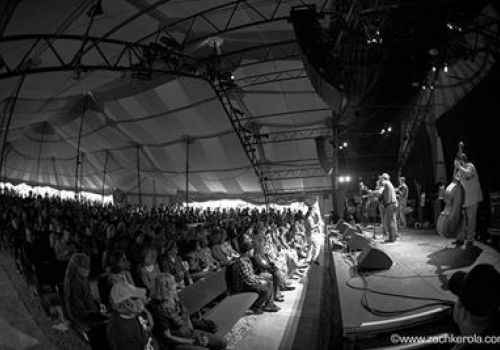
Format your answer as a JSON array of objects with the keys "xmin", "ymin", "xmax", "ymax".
[
  {"xmin": 370, "ymin": 173, "xmax": 398, "ymax": 242},
  {"xmin": 454, "ymin": 153, "xmax": 483, "ymax": 247},
  {"xmin": 305, "ymin": 206, "xmax": 322, "ymax": 265}
]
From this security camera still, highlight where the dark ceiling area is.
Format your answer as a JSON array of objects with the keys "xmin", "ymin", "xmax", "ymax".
[{"xmin": 291, "ymin": 0, "xmax": 499, "ymax": 177}]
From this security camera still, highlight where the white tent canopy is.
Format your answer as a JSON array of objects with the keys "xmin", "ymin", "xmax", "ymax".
[{"xmin": 1, "ymin": 0, "xmax": 498, "ymax": 205}]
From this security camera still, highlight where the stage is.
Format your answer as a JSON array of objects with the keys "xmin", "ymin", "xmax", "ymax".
[{"xmin": 329, "ymin": 227, "xmax": 500, "ymax": 345}]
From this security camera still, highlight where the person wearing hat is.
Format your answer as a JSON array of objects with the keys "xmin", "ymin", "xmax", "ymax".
[
  {"xmin": 448, "ymin": 264, "xmax": 500, "ymax": 348},
  {"xmin": 369, "ymin": 173, "xmax": 398, "ymax": 242},
  {"xmin": 107, "ymin": 281, "xmax": 159, "ymax": 350},
  {"xmin": 454, "ymin": 153, "xmax": 483, "ymax": 248},
  {"xmin": 231, "ymin": 234, "xmax": 280, "ymax": 314}
]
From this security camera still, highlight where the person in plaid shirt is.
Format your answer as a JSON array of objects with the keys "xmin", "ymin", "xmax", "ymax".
[{"xmin": 232, "ymin": 234, "xmax": 279, "ymax": 314}]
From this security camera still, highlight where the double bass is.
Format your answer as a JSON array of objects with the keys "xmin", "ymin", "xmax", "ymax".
[{"xmin": 436, "ymin": 142, "xmax": 465, "ymax": 237}]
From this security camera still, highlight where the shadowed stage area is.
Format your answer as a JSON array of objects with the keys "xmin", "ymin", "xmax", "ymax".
[{"xmin": 330, "ymin": 228, "xmax": 500, "ymax": 346}]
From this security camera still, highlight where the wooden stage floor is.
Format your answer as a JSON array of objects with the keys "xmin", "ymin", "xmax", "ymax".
[{"xmin": 330, "ymin": 228, "xmax": 500, "ymax": 341}]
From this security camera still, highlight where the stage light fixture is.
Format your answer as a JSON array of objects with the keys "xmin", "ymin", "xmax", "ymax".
[
  {"xmin": 346, "ymin": 176, "xmax": 351, "ymax": 182},
  {"xmin": 87, "ymin": 1, "xmax": 104, "ymax": 17},
  {"xmin": 444, "ymin": 65, "xmax": 448, "ymax": 73},
  {"xmin": 387, "ymin": 126, "xmax": 392, "ymax": 133},
  {"xmin": 343, "ymin": 142, "xmax": 348, "ymax": 147}
]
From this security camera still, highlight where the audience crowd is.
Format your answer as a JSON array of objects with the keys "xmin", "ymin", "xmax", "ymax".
[{"xmin": 0, "ymin": 189, "xmax": 313, "ymax": 349}]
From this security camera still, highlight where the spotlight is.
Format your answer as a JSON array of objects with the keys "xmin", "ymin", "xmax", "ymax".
[
  {"xmin": 338, "ymin": 176, "xmax": 345, "ymax": 183},
  {"xmin": 444, "ymin": 65, "xmax": 448, "ymax": 73},
  {"xmin": 346, "ymin": 176, "xmax": 351, "ymax": 182},
  {"xmin": 339, "ymin": 146, "xmax": 343, "ymax": 150},
  {"xmin": 380, "ymin": 129, "xmax": 386, "ymax": 135},
  {"xmin": 343, "ymin": 142, "xmax": 348, "ymax": 147},
  {"xmin": 387, "ymin": 126, "xmax": 392, "ymax": 133}
]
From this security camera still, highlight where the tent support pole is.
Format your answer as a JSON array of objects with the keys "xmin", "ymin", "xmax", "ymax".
[
  {"xmin": 153, "ymin": 176, "xmax": 157, "ymax": 206},
  {"xmin": 102, "ymin": 150, "xmax": 108, "ymax": 202},
  {"xmin": 75, "ymin": 94, "xmax": 88, "ymax": 200},
  {"xmin": 0, "ymin": 64, "xmax": 28, "ymax": 181},
  {"xmin": 185, "ymin": 137, "xmax": 190, "ymax": 219},
  {"xmin": 52, "ymin": 157, "xmax": 59, "ymax": 188},
  {"xmin": 36, "ymin": 121, "xmax": 47, "ymax": 186},
  {"xmin": 136, "ymin": 145, "xmax": 142, "ymax": 206},
  {"xmin": 331, "ymin": 111, "xmax": 339, "ymax": 216},
  {"xmin": 80, "ymin": 152, "xmax": 84, "ymax": 195}
]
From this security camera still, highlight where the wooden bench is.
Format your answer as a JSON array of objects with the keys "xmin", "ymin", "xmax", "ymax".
[{"xmin": 178, "ymin": 264, "xmax": 258, "ymax": 337}]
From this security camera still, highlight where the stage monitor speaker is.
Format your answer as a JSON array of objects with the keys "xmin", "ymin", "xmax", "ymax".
[
  {"xmin": 357, "ymin": 246, "xmax": 393, "ymax": 271},
  {"xmin": 347, "ymin": 233, "xmax": 371, "ymax": 251},
  {"xmin": 315, "ymin": 135, "xmax": 334, "ymax": 174},
  {"xmin": 342, "ymin": 226, "xmax": 357, "ymax": 241},
  {"xmin": 337, "ymin": 222, "xmax": 350, "ymax": 235}
]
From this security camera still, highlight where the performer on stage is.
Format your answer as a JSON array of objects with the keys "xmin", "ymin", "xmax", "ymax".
[
  {"xmin": 369, "ymin": 173, "xmax": 398, "ymax": 242},
  {"xmin": 454, "ymin": 153, "xmax": 483, "ymax": 247},
  {"xmin": 305, "ymin": 206, "xmax": 322, "ymax": 265},
  {"xmin": 396, "ymin": 177, "xmax": 409, "ymax": 229},
  {"xmin": 359, "ymin": 181, "xmax": 370, "ymax": 227}
]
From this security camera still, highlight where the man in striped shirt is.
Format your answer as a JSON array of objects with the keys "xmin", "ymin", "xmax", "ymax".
[{"xmin": 232, "ymin": 234, "xmax": 280, "ymax": 314}]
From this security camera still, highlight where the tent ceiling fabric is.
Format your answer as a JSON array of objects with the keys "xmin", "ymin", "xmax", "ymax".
[{"xmin": 0, "ymin": 0, "xmax": 499, "ymax": 203}]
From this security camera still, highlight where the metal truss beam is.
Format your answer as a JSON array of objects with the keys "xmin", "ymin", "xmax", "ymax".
[
  {"xmin": 263, "ymin": 166, "xmax": 326, "ymax": 181},
  {"xmin": 234, "ymin": 68, "xmax": 308, "ymax": 88},
  {"xmin": 267, "ymin": 185, "xmax": 333, "ymax": 197},
  {"xmin": 256, "ymin": 127, "xmax": 332, "ymax": 144},
  {"xmin": 0, "ymin": 0, "xmax": 20, "ymax": 38},
  {"xmin": 210, "ymin": 78, "xmax": 269, "ymax": 202},
  {"xmin": 135, "ymin": 0, "xmax": 330, "ymax": 46},
  {"xmin": 214, "ymin": 40, "xmax": 302, "ymax": 72},
  {"xmin": 0, "ymin": 34, "xmax": 205, "ymax": 81}
]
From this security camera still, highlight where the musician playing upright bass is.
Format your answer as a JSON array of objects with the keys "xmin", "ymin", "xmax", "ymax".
[{"xmin": 454, "ymin": 153, "xmax": 483, "ymax": 248}]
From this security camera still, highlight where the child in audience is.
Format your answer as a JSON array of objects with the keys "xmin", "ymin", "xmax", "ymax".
[
  {"xmin": 197, "ymin": 236, "xmax": 219, "ymax": 271},
  {"xmin": 137, "ymin": 246, "xmax": 161, "ymax": 296},
  {"xmin": 160, "ymin": 240, "xmax": 192, "ymax": 288},
  {"xmin": 210, "ymin": 229, "xmax": 232, "ymax": 266},
  {"xmin": 148, "ymin": 273, "xmax": 227, "ymax": 350},
  {"xmin": 107, "ymin": 281, "xmax": 159, "ymax": 350}
]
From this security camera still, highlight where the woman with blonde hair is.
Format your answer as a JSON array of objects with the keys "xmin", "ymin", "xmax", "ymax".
[{"xmin": 147, "ymin": 273, "xmax": 226, "ymax": 350}]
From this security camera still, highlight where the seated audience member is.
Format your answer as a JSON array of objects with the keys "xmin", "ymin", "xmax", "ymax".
[
  {"xmin": 54, "ymin": 226, "xmax": 78, "ymax": 280},
  {"xmin": 210, "ymin": 229, "xmax": 232, "ymax": 266},
  {"xmin": 137, "ymin": 246, "xmax": 162, "ymax": 296},
  {"xmin": 160, "ymin": 240, "xmax": 193, "ymax": 288},
  {"xmin": 197, "ymin": 237, "xmax": 219, "ymax": 271},
  {"xmin": 447, "ymin": 264, "xmax": 500, "ymax": 349},
  {"xmin": 182, "ymin": 239, "xmax": 211, "ymax": 282},
  {"xmin": 148, "ymin": 273, "xmax": 227, "ymax": 350},
  {"xmin": 220, "ymin": 228, "xmax": 239, "ymax": 260},
  {"xmin": 107, "ymin": 282, "xmax": 159, "ymax": 350},
  {"xmin": 129, "ymin": 230, "xmax": 147, "ymax": 269},
  {"xmin": 231, "ymin": 235, "xmax": 279, "ymax": 314},
  {"xmin": 108, "ymin": 250, "xmax": 135, "ymax": 286},
  {"xmin": 251, "ymin": 236, "xmax": 294, "ymax": 302},
  {"xmin": 63, "ymin": 253, "xmax": 109, "ymax": 348}
]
